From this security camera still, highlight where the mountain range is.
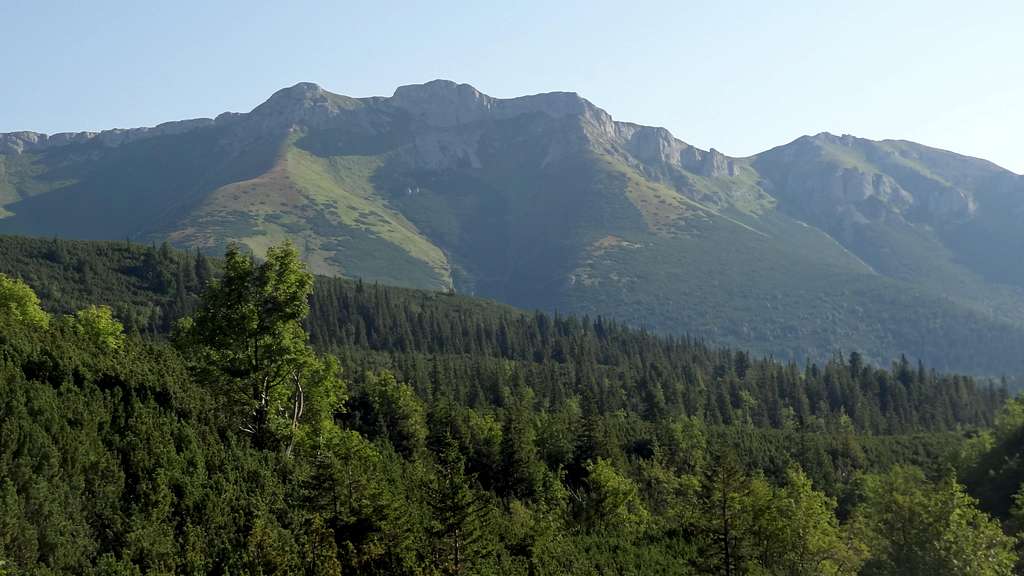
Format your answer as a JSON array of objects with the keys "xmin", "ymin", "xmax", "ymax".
[{"xmin": 2, "ymin": 80, "xmax": 1023, "ymax": 374}]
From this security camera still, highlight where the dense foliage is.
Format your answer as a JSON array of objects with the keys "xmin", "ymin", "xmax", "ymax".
[
  {"xmin": 0, "ymin": 235, "xmax": 1008, "ymax": 435},
  {"xmin": 2, "ymin": 238, "xmax": 1023, "ymax": 574},
  {"xmin": 0, "ymin": 236, "xmax": 210, "ymax": 334}
]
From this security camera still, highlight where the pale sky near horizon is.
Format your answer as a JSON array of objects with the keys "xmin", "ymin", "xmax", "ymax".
[{"xmin": 2, "ymin": 0, "xmax": 1021, "ymax": 173}]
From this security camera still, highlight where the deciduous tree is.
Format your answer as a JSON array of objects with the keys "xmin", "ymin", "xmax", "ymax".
[{"xmin": 175, "ymin": 242, "xmax": 342, "ymax": 452}]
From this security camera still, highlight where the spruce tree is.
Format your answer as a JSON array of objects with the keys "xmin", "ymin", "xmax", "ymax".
[{"xmin": 425, "ymin": 434, "xmax": 492, "ymax": 575}]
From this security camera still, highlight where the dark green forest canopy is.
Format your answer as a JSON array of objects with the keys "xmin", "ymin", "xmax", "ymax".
[
  {"xmin": 1, "ymin": 235, "xmax": 1022, "ymax": 575},
  {"xmin": 0, "ymin": 234, "xmax": 1007, "ymax": 435}
]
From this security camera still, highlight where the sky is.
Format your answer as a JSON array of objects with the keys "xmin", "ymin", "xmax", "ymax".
[{"xmin": 2, "ymin": 0, "xmax": 1021, "ymax": 173}]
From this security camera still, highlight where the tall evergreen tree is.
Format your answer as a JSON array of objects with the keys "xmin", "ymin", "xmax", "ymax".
[{"xmin": 425, "ymin": 435, "xmax": 492, "ymax": 575}]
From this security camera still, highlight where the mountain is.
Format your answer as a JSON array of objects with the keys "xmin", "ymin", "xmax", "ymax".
[{"xmin": 2, "ymin": 80, "xmax": 1024, "ymax": 374}]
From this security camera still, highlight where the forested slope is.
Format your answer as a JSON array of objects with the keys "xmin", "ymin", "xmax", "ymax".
[
  {"xmin": 0, "ymin": 235, "xmax": 1007, "ymax": 434},
  {"xmin": 2, "ymin": 236, "xmax": 1023, "ymax": 574}
]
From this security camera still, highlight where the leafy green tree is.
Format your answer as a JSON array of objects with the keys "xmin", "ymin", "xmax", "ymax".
[
  {"xmin": 852, "ymin": 465, "xmax": 1016, "ymax": 576},
  {"xmin": 758, "ymin": 466, "xmax": 865, "ymax": 575},
  {"xmin": 359, "ymin": 370, "xmax": 428, "ymax": 458},
  {"xmin": 71, "ymin": 305, "xmax": 126, "ymax": 352},
  {"xmin": 576, "ymin": 458, "xmax": 649, "ymax": 534},
  {"xmin": 695, "ymin": 459, "xmax": 864, "ymax": 575},
  {"xmin": 175, "ymin": 242, "xmax": 341, "ymax": 451},
  {"xmin": 993, "ymin": 396, "xmax": 1024, "ymax": 443},
  {"xmin": 0, "ymin": 273, "xmax": 48, "ymax": 330}
]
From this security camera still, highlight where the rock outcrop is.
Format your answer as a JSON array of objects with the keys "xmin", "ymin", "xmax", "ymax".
[
  {"xmin": 754, "ymin": 132, "xmax": 985, "ymax": 229},
  {"xmin": 3, "ymin": 79, "xmax": 740, "ymax": 190},
  {"xmin": 0, "ymin": 117, "xmax": 235, "ymax": 155}
]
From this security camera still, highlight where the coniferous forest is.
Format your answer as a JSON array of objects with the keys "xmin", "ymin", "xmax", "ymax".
[{"xmin": 2, "ymin": 235, "xmax": 1024, "ymax": 575}]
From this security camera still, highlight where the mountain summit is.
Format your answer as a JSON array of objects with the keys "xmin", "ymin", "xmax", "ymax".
[{"xmin": 2, "ymin": 81, "xmax": 1023, "ymax": 373}]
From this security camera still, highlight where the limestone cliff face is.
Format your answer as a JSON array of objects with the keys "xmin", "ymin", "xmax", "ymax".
[
  {"xmin": 387, "ymin": 80, "xmax": 614, "ymax": 128},
  {"xmin": 380, "ymin": 80, "xmax": 629, "ymax": 170},
  {"xmin": 2, "ymin": 80, "xmax": 738, "ymax": 189},
  {"xmin": 754, "ymin": 133, "xmax": 985, "ymax": 231},
  {"xmin": 814, "ymin": 168, "xmax": 913, "ymax": 224},
  {"xmin": 389, "ymin": 80, "xmax": 493, "ymax": 127},
  {"xmin": 613, "ymin": 123, "xmax": 737, "ymax": 178}
]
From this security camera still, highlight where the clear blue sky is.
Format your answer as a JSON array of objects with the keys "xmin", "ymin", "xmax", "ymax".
[{"xmin": 2, "ymin": 0, "xmax": 1021, "ymax": 173}]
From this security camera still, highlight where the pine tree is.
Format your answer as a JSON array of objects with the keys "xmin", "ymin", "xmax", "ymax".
[
  {"xmin": 425, "ymin": 434, "xmax": 492, "ymax": 575},
  {"xmin": 193, "ymin": 249, "xmax": 213, "ymax": 287},
  {"xmin": 701, "ymin": 449, "xmax": 751, "ymax": 576}
]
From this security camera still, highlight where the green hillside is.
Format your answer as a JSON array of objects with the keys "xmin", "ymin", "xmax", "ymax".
[
  {"xmin": 2, "ymin": 81, "xmax": 1023, "ymax": 375},
  {"xmin": 1, "ymin": 238, "xmax": 1020, "ymax": 574}
]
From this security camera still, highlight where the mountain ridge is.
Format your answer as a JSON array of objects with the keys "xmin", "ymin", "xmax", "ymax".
[
  {"xmin": 2, "ymin": 80, "xmax": 1023, "ymax": 374},
  {"xmin": 5, "ymin": 81, "xmax": 1020, "ymax": 176}
]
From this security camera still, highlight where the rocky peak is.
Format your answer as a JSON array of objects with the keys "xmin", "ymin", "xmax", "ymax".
[
  {"xmin": 499, "ymin": 91, "xmax": 594, "ymax": 118},
  {"xmin": 390, "ymin": 80, "xmax": 494, "ymax": 127},
  {"xmin": 246, "ymin": 82, "xmax": 352, "ymax": 129},
  {"xmin": 387, "ymin": 80, "xmax": 616, "ymax": 133},
  {"xmin": 807, "ymin": 131, "xmax": 848, "ymax": 144},
  {"xmin": 260, "ymin": 82, "xmax": 328, "ymax": 106},
  {"xmin": 756, "ymin": 133, "xmax": 986, "ymax": 227}
]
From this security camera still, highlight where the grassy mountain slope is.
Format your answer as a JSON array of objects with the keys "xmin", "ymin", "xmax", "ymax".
[
  {"xmin": 163, "ymin": 136, "xmax": 451, "ymax": 289},
  {"xmin": 2, "ymin": 81, "xmax": 1023, "ymax": 374}
]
